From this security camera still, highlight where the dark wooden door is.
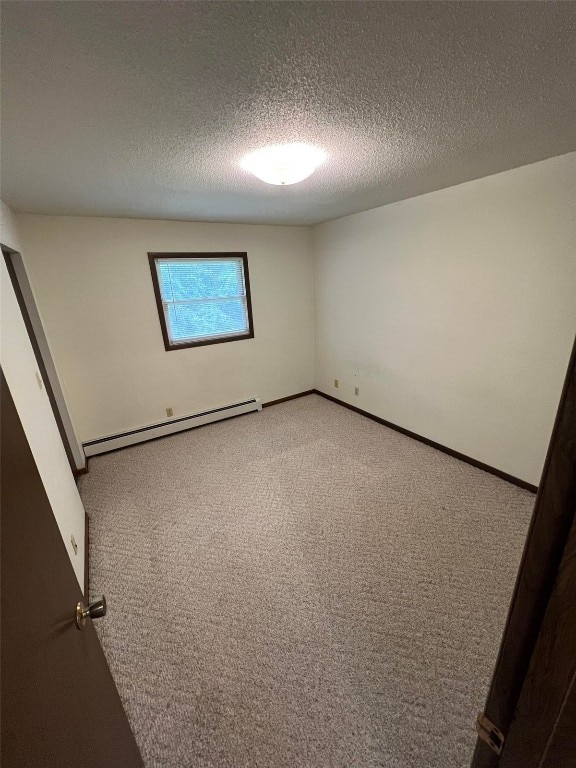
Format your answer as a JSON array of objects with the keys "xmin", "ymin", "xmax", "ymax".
[
  {"xmin": 0, "ymin": 372, "xmax": 143, "ymax": 768},
  {"xmin": 471, "ymin": 335, "xmax": 576, "ymax": 767},
  {"xmin": 501, "ymin": 511, "xmax": 576, "ymax": 766}
]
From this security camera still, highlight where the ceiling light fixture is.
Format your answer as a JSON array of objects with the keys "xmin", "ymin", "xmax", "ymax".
[{"xmin": 240, "ymin": 142, "xmax": 327, "ymax": 185}]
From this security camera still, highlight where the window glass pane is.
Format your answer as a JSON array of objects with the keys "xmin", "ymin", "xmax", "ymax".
[
  {"xmin": 153, "ymin": 256, "xmax": 253, "ymax": 347},
  {"xmin": 159, "ymin": 259, "xmax": 244, "ymax": 301},
  {"xmin": 158, "ymin": 263, "xmax": 174, "ymax": 301},
  {"xmin": 166, "ymin": 298, "xmax": 248, "ymax": 342}
]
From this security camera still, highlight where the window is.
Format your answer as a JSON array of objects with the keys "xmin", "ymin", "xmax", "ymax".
[{"xmin": 148, "ymin": 253, "xmax": 254, "ymax": 350}]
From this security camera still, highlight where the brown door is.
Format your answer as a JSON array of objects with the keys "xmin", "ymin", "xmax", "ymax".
[
  {"xmin": 471, "ymin": 335, "xmax": 576, "ymax": 767},
  {"xmin": 500, "ymin": 510, "xmax": 576, "ymax": 766},
  {"xmin": 0, "ymin": 372, "xmax": 143, "ymax": 768}
]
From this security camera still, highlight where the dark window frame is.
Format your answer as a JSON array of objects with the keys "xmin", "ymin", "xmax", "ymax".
[{"xmin": 148, "ymin": 252, "xmax": 255, "ymax": 351}]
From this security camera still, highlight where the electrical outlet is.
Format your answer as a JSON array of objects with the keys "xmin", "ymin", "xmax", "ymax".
[
  {"xmin": 166, "ymin": 407, "xmax": 174, "ymax": 417},
  {"xmin": 334, "ymin": 379, "xmax": 339, "ymax": 388},
  {"xmin": 70, "ymin": 534, "xmax": 78, "ymax": 555},
  {"xmin": 354, "ymin": 387, "xmax": 359, "ymax": 396}
]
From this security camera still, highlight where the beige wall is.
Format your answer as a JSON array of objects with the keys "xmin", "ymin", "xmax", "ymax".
[
  {"xmin": 1, "ymin": 201, "xmax": 85, "ymax": 587},
  {"xmin": 19, "ymin": 216, "xmax": 315, "ymax": 442},
  {"xmin": 313, "ymin": 153, "xmax": 576, "ymax": 486},
  {"xmin": 14, "ymin": 153, "xmax": 576, "ymax": 487}
]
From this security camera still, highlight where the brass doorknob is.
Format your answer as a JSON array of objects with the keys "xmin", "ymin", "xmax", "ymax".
[{"xmin": 76, "ymin": 596, "xmax": 107, "ymax": 629}]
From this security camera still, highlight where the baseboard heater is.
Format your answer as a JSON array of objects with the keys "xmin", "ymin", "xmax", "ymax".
[{"xmin": 83, "ymin": 397, "xmax": 262, "ymax": 457}]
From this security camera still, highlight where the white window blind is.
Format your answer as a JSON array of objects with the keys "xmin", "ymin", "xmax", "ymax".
[{"xmin": 156, "ymin": 257, "xmax": 250, "ymax": 345}]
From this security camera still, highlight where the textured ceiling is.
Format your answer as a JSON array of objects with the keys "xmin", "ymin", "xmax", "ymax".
[{"xmin": 2, "ymin": 1, "xmax": 576, "ymax": 225}]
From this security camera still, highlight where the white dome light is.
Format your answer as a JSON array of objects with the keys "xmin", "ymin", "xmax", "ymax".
[{"xmin": 240, "ymin": 142, "xmax": 327, "ymax": 185}]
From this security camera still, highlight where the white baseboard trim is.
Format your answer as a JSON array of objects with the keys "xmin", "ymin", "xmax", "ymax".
[{"xmin": 83, "ymin": 397, "xmax": 262, "ymax": 457}]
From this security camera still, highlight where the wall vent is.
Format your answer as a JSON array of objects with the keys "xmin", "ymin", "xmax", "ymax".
[{"xmin": 83, "ymin": 397, "xmax": 262, "ymax": 457}]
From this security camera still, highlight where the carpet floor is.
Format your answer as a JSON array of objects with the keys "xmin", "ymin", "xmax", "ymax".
[{"xmin": 79, "ymin": 394, "xmax": 533, "ymax": 768}]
